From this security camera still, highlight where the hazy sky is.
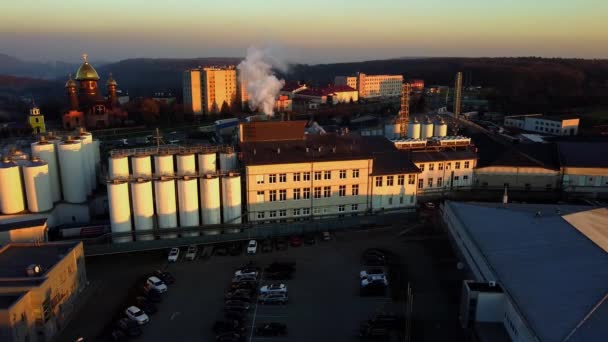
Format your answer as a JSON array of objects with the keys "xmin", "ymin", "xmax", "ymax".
[{"xmin": 1, "ymin": 0, "xmax": 607, "ymax": 64}]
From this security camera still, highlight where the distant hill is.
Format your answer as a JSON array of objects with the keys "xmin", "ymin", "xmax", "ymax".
[{"xmin": 0, "ymin": 53, "xmax": 82, "ymax": 80}]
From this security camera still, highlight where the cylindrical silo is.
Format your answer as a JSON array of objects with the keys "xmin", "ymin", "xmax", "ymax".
[
  {"xmin": 421, "ymin": 120, "xmax": 434, "ymax": 139},
  {"xmin": 131, "ymin": 179, "xmax": 154, "ymax": 241},
  {"xmin": 0, "ymin": 157, "xmax": 25, "ymax": 214},
  {"xmin": 434, "ymin": 119, "xmax": 448, "ymax": 137},
  {"xmin": 177, "ymin": 175, "xmax": 199, "ymax": 236},
  {"xmin": 176, "ymin": 154, "xmax": 196, "ymax": 175},
  {"xmin": 154, "ymin": 154, "xmax": 174, "ymax": 176},
  {"xmin": 92, "ymin": 139, "xmax": 100, "ymax": 186},
  {"xmin": 131, "ymin": 155, "xmax": 152, "ymax": 178},
  {"xmin": 384, "ymin": 122, "xmax": 401, "ymax": 140},
  {"xmin": 108, "ymin": 179, "xmax": 133, "ymax": 243},
  {"xmin": 31, "ymin": 138, "xmax": 62, "ymax": 202},
  {"xmin": 407, "ymin": 120, "xmax": 421, "ymax": 139},
  {"xmin": 108, "ymin": 156, "xmax": 129, "ymax": 179},
  {"xmin": 75, "ymin": 136, "xmax": 92, "ymax": 195},
  {"xmin": 155, "ymin": 177, "xmax": 177, "ymax": 238},
  {"xmin": 198, "ymin": 152, "xmax": 217, "ymax": 175},
  {"xmin": 200, "ymin": 175, "xmax": 221, "ymax": 232},
  {"xmin": 79, "ymin": 130, "xmax": 96, "ymax": 193},
  {"xmin": 221, "ymin": 174, "xmax": 242, "ymax": 225},
  {"xmin": 22, "ymin": 157, "xmax": 53, "ymax": 213},
  {"xmin": 219, "ymin": 152, "xmax": 238, "ymax": 172},
  {"xmin": 57, "ymin": 138, "xmax": 87, "ymax": 204}
]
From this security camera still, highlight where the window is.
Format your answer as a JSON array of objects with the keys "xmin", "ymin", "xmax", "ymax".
[
  {"xmin": 339, "ymin": 185, "xmax": 346, "ymax": 196},
  {"xmin": 400, "ymin": 196, "xmax": 404, "ymax": 204},
  {"xmin": 463, "ymin": 175, "xmax": 469, "ymax": 181},
  {"xmin": 437, "ymin": 177, "xmax": 443, "ymax": 187},
  {"xmin": 388, "ymin": 197, "xmax": 393, "ymax": 205},
  {"xmin": 410, "ymin": 196, "xmax": 414, "ymax": 203},
  {"xmin": 257, "ymin": 212, "xmax": 265, "ymax": 219},
  {"xmin": 338, "ymin": 205, "xmax": 345, "ymax": 212},
  {"xmin": 314, "ymin": 171, "xmax": 322, "ymax": 180},
  {"xmin": 446, "ymin": 162, "xmax": 451, "ymax": 169},
  {"xmin": 323, "ymin": 186, "xmax": 331, "ymax": 197},
  {"xmin": 313, "ymin": 208, "xmax": 321, "ymax": 215},
  {"xmin": 438, "ymin": 163, "xmax": 444, "ymax": 170},
  {"xmin": 454, "ymin": 176, "xmax": 460, "ymax": 181},
  {"xmin": 303, "ymin": 188, "xmax": 310, "ymax": 199},
  {"xmin": 293, "ymin": 208, "xmax": 301, "ymax": 216},
  {"xmin": 351, "ymin": 204, "xmax": 359, "ymax": 211},
  {"xmin": 269, "ymin": 190, "xmax": 277, "ymax": 202},
  {"xmin": 324, "ymin": 171, "xmax": 331, "ymax": 180},
  {"xmin": 314, "ymin": 187, "xmax": 321, "ymax": 198},
  {"xmin": 339, "ymin": 170, "xmax": 346, "ymax": 179},
  {"xmin": 387, "ymin": 176, "xmax": 394, "ymax": 186},
  {"xmin": 418, "ymin": 164, "xmax": 425, "ymax": 171},
  {"xmin": 279, "ymin": 189, "xmax": 286, "ymax": 201},
  {"xmin": 279, "ymin": 173, "xmax": 286, "ymax": 182},
  {"xmin": 279, "ymin": 210, "xmax": 287, "ymax": 217},
  {"xmin": 293, "ymin": 173, "xmax": 301, "ymax": 182},
  {"xmin": 408, "ymin": 175, "xmax": 415, "ymax": 184},
  {"xmin": 428, "ymin": 178, "xmax": 433, "ymax": 187},
  {"xmin": 303, "ymin": 208, "xmax": 310, "ymax": 215},
  {"xmin": 256, "ymin": 191, "xmax": 264, "ymax": 202},
  {"xmin": 418, "ymin": 179, "xmax": 424, "ymax": 189},
  {"xmin": 256, "ymin": 175, "xmax": 264, "ymax": 184},
  {"xmin": 398, "ymin": 175, "xmax": 404, "ymax": 185},
  {"xmin": 455, "ymin": 162, "xmax": 461, "ymax": 169},
  {"xmin": 269, "ymin": 211, "xmax": 276, "ymax": 218},
  {"xmin": 352, "ymin": 184, "xmax": 359, "ymax": 195},
  {"xmin": 269, "ymin": 174, "xmax": 276, "ymax": 183},
  {"xmin": 429, "ymin": 163, "xmax": 434, "ymax": 171},
  {"xmin": 464, "ymin": 161, "xmax": 470, "ymax": 168},
  {"xmin": 303, "ymin": 172, "xmax": 311, "ymax": 181},
  {"xmin": 293, "ymin": 188, "xmax": 301, "ymax": 200},
  {"xmin": 375, "ymin": 177, "xmax": 383, "ymax": 187},
  {"xmin": 352, "ymin": 169, "xmax": 360, "ymax": 178}
]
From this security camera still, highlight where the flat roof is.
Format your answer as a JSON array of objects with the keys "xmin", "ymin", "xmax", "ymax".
[
  {"xmin": 371, "ymin": 152, "xmax": 420, "ymax": 175},
  {"xmin": 558, "ymin": 142, "xmax": 608, "ymax": 168},
  {"xmin": 0, "ymin": 218, "xmax": 47, "ymax": 233},
  {"xmin": 410, "ymin": 149, "xmax": 477, "ymax": 163},
  {"xmin": 447, "ymin": 201, "xmax": 608, "ymax": 342},
  {"xmin": 0, "ymin": 242, "xmax": 79, "ymax": 278}
]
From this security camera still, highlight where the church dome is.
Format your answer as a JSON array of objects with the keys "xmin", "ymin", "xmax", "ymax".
[
  {"xmin": 65, "ymin": 74, "xmax": 76, "ymax": 87},
  {"xmin": 75, "ymin": 54, "xmax": 100, "ymax": 81},
  {"xmin": 106, "ymin": 73, "xmax": 117, "ymax": 86}
]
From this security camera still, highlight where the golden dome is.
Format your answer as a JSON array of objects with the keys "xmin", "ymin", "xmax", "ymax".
[
  {"xmin": 106, "ymin": 73, "xmax": 117, "ymax": 86},
  {"xmin": 65, "ymin": 74, "xmax": 76, "ymax": 87},
  {"xmin": 74, "ymin": 54, "xmax": 100, "ymax": 81}
]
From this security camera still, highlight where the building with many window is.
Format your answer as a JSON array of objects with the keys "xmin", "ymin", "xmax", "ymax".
[
  {"xmin": 504, "ymin": 114, "xmax": 579, "ymax": 136},
  {"xmin": 335, "ymin": 73, "xmax": 403, "ymax": 99},
  {"xmin": 410, "ymin": 150, "xmax": 477, "ymax": 195},
  {"xmin": 559, "ymin": 142, "xmax": 608, "ymax": 196},
  {"xmin": 183, "ymin": 66, "xmax": 242, "ymax": 115}
]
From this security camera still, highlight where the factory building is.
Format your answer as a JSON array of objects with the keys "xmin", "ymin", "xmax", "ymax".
[
  {"xmin": 335, "ymin": 73, "xmax": 403, "ymax": 99},
  {"xmin": 411, "ymin": 148, "xmax": 477, "ymax": 194},
  {"xmin": 0, "ymin": 219, "xmax": 47, "ymax": 245},
  {"xmin": 183, "ymin": 66, "xmax": 243, "ymax": 115},
  {"xmin": 443, "ymin": 201, "xmax": 608, "ymax": 342},
  {"xmin": 293, "ymin": 85, "xmax": 358, "ymax": 105},
  {"xmin": 559, "ymin": 142, "xmax": 608, "ymax": 196},
  {"xmin": 504, "ymin": 114, "xmax": 579, "ymax": 136},
  {"xmin": 0, "ymin": 241, "xmax": 86, "ymax": 342}
]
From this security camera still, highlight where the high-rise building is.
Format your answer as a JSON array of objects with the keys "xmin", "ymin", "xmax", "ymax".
[
  {"xmin": 183, "ymin": 69, "xmax": 202, "ymax": 115},
  {"xmin": 454, "ymin": 71, "xmax": 463, "ymax": 119},
  {"xmin": 335, "ymin": 73, "xmax": 403, "ymax": 99},
  {"xmin": 183, "ymin": 66, "xmax": 241, "ymax": 115}
]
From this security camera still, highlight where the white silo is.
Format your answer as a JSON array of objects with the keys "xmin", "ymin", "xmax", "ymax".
[
  {"xmin": 79, "ymin": 130, "xmax": 96, "ymax": 193},
  {"xmin": 131, "ymin": 179, "xmax": 154, "ymax": 241},
  {"xmin": 0, "ymin": 157, "xmax": 25, "ymax": 214},
  {"xmin": 154, "ymin": 154, "xmax": 174, "ymax": 176},
  {"xmin": 384, "ymin": 122, "xmax": 401, "ymax": 140},
  {"xmin": 221, "ymin": 174, "xmax": 242, "ymax": 225},
  {"xmin": 198, "ymin": 152, "xmax": 217, "ymax": 174},
  {"xmin": 92, "ymin": 139, "xmax": 101, "ymax": 185},
  {"xmin": 176, "ymin": 154, "xmax": 199, "ymax": 236},
  {"xmin": 22, "ymin": 157, "xmax": 53, "ymax": 213},
  {"xmin": 108, "ymin": 156, "xmax": 129, "ymax": 179},
  {"xmin": 407, "ymin": 119, "xmax": 421, "ymax": 139},
  {"xmin": 57, "ymin": 138, "xmax": 87, "ymax": 204},
  {"xmin": 177, "ymin": 154, "xmax": 196, "ymax": 175},
  {"xmin": 154, "ymin": 177, "xmax": 178, "ymax": 238},
  {"xmin": 434, "ymin": 119, "xmax": 448, "ymax": 137},
  {"xmin": 31, "ymin": 138, "xmax": 62, "ymax": 202},
  {"xmin": 108, "ymin": 179, "xmax": 133, "ymax": 243},
  {"xmin": 200, "ymin": 175, "xmax": 221, "ymax": 232},
  {"xmin": 421, "ymin": 119, "xmax": 434, "ymax": 139},
  {"xmin": 219, "ymin": 151, "xmax": 238, "ymax": 172},
  {"xmin": 75, "ymin": 136, "xmax": 92, "ymax": 195},
  {"xmin": 131, "ymin": 155, "xmax": 152, "ymax": 177}
]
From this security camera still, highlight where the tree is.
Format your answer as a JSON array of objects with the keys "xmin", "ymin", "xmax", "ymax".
[
  {"xmin": 139, "ymin": 98, "xmax": 160, "ymax": 124},
  {"xmin": 220, "ymin": 101, "xmax": 231, "ymax": 115}
]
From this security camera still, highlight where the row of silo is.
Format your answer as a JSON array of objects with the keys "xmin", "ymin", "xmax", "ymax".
[
  {"xmin": 0, "ymin": 155, "xmax": 53, "ymax": 215},
  {"xmin": 406, "ymin": 118, "xmax": 448, "ymax": 139}
]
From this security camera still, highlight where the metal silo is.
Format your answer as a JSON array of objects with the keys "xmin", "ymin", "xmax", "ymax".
[
  {"xmin": 22, "ymin": 157, "xmax": 53, "ymax": 213},
  {"xmin": 221, "ymin": 174, "xmax": 242, "ymax": 225},
  {"xmin": 57, "ymin": 137, "xmax": 87, "ymax": 204},
  {"xmin": 109, "ymin": 156, "xmax": 129, "ymax": 179},
  {"xmin": 434, "ymin": 119, "xmax": 448, "ymax": 137},
  {"xmin": 108, "ymin": 179, "xmax": 133, "ymax": 243},
  {"xmin": 75, "ymin": 136, "xmax": 92, "ymax": 195},
  {"xmin": 0, "ymin": 157, "xmax": 25, "ymax": 214},
  {"xmin": 154, "ymin": 154, "xmax": 177, "ymax": 238},
  {"xmin": 79, "ymin": 130, "xmax": 96, "ymax": 193},
  {"xmin": 131, "ymin": 155, "xmax": 152, "ymax": 177},
  {"xmin": 421, "ymin": 119, "xmax": 434, "ymax": 139},
  {"xmin": 219, "ymin": 151, "xmax": 238, "ymax": 172},
  {"xmin": 176, "ymin": 154, "xmax": 199, "ymax": 236},
  {"xmin": 384, "ymin": 122, "xmax": 401, "ymax": 140},
  {"xmin": 198, "ymin": 152, "xmax": 217, "ymax": 175},
  {"xmin": 31, "ymin": 137, "xmax": 62, "ymax": 202},
  {"xmin": 92, "ymin": 139, "xmax": 101, "ymax": 185},
  {"xmin": 177, "ymin": 154, "xmax": 196, "ymax": 175},
  {"xmin": 407, "ymin": 119, "xmax": 421, "ymax": 139},
  {"xmin": 200, "ymin": 175, "xmax": 221, "ymax": 232},
  {"xmin": 131, "ymin": 179, "xmax": 154, "ymax": 241}
]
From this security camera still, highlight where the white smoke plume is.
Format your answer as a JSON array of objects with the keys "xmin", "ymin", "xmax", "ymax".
[{"xmin": 237, "ymin": 47, "xmax": 286, "ymax": 116}]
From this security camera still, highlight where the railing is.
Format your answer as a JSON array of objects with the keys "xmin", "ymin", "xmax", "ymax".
[
  {"xmin": 106, "ymin": 169, "xmax": 241, "ymax": 183},
  {"xmin": 109, "ymin": 144, "xmax": 234, "ymax": 158}
]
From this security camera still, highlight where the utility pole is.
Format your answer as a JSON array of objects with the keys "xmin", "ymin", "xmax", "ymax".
[
  {"xmin": 453, "ymin": 72, "xmax": 463, "ymax": 135},
  {"xmin": 405, "ymin": 282, "xmax": 414, "ymax": 342}
]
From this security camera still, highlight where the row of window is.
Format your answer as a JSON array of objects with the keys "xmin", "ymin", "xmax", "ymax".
[
  {"xmin": 259, "ymin": 185, "xmax": 361, "ymax": 202},
  {"xmin": 256, "ymin": 204, "xmax": 360, "ymax": 219},
  {"xmin": 417, "ymin": 175, "xmax": 469, "ymax": 188},
  {"xmin": 259, "ymin": 169, "xmax": 360, "ymax": 184},
  {"xmin": 375, "ymin": 175, "xmax": 415, "ymax": 187},
  {"xmin": 417, "ymin": 161, "xmax": 470, "ymax": 172}
]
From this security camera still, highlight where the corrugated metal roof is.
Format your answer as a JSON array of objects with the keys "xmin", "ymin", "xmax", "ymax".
[{"xmin": 558, "ymin": 142, "xmax": 608, "ymax": 168}]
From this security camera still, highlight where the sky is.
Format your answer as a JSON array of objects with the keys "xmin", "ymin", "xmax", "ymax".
[{"xmin": 1, "ymin": 0, "xmax": 607, "ymax": 64}]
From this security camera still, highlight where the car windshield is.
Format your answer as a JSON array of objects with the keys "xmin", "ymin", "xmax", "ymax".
[
  {"xmin": 170, "ymin": 250, "xmax": 178, "ymax": 255},
  {"xmin": 249, "ymin": 241, "xmax": 256, "ymax": 246},
  {"xmin": 132, "ymin": 309, "xmax": 143, "ymax": 316},
  {"xmin": 152, "ymin": 280, "xmax": 161, "ymax": 285}
]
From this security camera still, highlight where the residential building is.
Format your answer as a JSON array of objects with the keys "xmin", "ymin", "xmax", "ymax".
[
  {"xmin": 406, "ymin": 79, "xmax": 425, "ymax": 92},
  {"xmin": 183, "ymin": 69, "xmax": 202, "ymax": 115},
  {"xmin": 279, "ymin": 82, "xmax": 308, "ymax": 99},
  {"xmin": 559, "ymin": 142, "xmax": 608, "ymax": 196},
  {"xmin": 293, "ymin": 85, "xmax": 358, "ymax": 105},
  {"xmin": 0, "ymin": 241, "xmax": 86, "ymax": 342},
  {"xmin": 504, "ymin": 114, "xmax": 579, "ymax": 136},
  {"xmin": 274, "ymin": 95, "xmax": 292, "ymax": 113},
  {"xmin": 443, "ymin": 201, "xmax": 608, "ymax": 342},
  {"xmin": 335, "ymin": 73, "xmax": 403, "ymax": 99},
  {"xmin": 183, "ymin": 66, "xmax": 241, "ymax": 115}
]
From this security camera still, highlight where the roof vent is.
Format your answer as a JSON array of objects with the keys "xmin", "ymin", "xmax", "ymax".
[
  {"xmin": 489, "ymin": 281, "xmax": 496, "ymax": 287},
  {"xmin": 332, "ymin": 146, "xmax": 336, "ymax": 153},
  {"xmin": 306, "ymin": 147, "xmax": 310, "ymax": 153},
  {"xmin": 535, "ymin": 211, "xmax": 542, "ymax": 217},
  {"xmin": 318, "ymin": 146, "xmax": 322, "ymax": 152},
  {"xmin": 26, "ymin": 264, "xmax": 43, "ymax": 277},
  {"xmin": 253, "ymin": 148, "xmax": 256, "ymax": 155},
  {"xmin": 277, "ymin": 148, "xmax": 281, "ymax": 154}
]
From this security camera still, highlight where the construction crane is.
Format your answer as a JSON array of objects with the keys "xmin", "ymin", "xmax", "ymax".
[{"xmin": 397, "ymin": 83, "xmax": 411, "ymax": 137}]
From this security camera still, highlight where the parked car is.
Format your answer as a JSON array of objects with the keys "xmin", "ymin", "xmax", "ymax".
[
  {"xmin": 361, "ymin": 274, "xmax": 388, "ymax": 287},
  {"xmin": 146, "ymin": 276, "xmax": 168, "ymax": 293},
  {"xmin": 167, "ymin": 248, "xmax": 180, "ymax": 262},
  {"xmin": 304, "ymin": 234, "xmax": 316, "ymax": 245},
  {"xmin": 125, "ymin": 306, "xmax": 150, "ymax": 325},
  {"xmin": 275, "ymin": 238, "xmax": 288, "ymax": 250},
  {"xmin": 234, "ymin": 267, "xmax": 259, "ymax": 279},
  {"xmin": 259, "ymin": 283, "xmax": 287, "ymax": 295},
  {"xmin": 230, "ymin": 281, "xmax": 257, "ymax": 291},
  {"xmin": 216, "ymin": 332, "xmax": 245, "ymax": 342},
  {"xmin": 289, "ymin": 235, "xmax": 302, "ymax": 247},
  {"xmin": 424, "ymin": 202, "xmax": 436, "ymax": 210},
  {"xmin": 135, "ymin": 296, "xmax": 157, "ymax": 315},
  {"xmin": 224, "ymin": 310, "xmax": 246, "ymax": 322},
  {"xmin": 359, "ymin": 325, "xmax": 389, "ymax": 338},
  {"xmin": 225, "ymin": 300, "xmax": 251, "ymax": 311},
  {"xmin": 110, "ymin": 329, "xmax": 127, "ymax": 341},
  {"xmin": 213, "ymin": 320, "xmax": 245, "ymax": 335},
  {"xmin": 322, "ymin": 231, "xmax": 331, "ymax": 241},
  {"xmin": 185, "ymin": 245, "xmax": 198, "ymax": 260},
  {"xmin": 246, "ymin": 240, "xmax": 258, "ymax": 254},
  {"xmin": 254, "ymin": 322, "xmax": 287, "ymax": 336},
  {"xmin": 153, "ymin": 270, "xmax": 175, "ymax": 284},
  {"xmin": 261, "ymin": 239, "xmax": 273, "ymax": 253},
  {"xmin": 258, "ymin": 293, "xmax": 288, "ymax": 305},
  {"xmin": 360, "ymin": 279, "xmax": 388, "ymax": 296},
  {"xmin": 364, "ymin": 314, "xmax": 405, "ymax": 330},
  {"xmin": 360, "ymin": 269, "xmax": 385, "ymax": 279},
  {"xmin": 143, "ymin": 287, "xmax": 162, "ymax": 303},
  {"xmin": 265, "ymin": 261, "xmax": 296, "ymax": 273},
  {"xmin": 225, "ymin": 289, "xmax": 255, "ymax": 300},
  {"xmin": 116, "ymin": 317, "xmax": 142, "ymax": 337},
  {"xmin": 362, "ymin": 249, "xmax": 387, "ymax": 266}
]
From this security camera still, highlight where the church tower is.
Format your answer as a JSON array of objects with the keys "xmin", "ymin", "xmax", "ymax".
[
  {"xmin": 27, "ymin": 105, "xmax": 46, "ymax": 134},
  {"xmin": 65, "ymin": 74, "xmax": 79, "ymax": 110},
  {"xmin": 106, "ymin": 73, "xmax": 118, "ymax": 105},
  {"xmin": 75, "ymin": 54, "xmax": 101, "ymax": 105}
]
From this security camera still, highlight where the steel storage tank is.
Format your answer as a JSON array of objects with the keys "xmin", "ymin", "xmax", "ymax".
[
  {"xmin": 0, "ymin": 157, "xmax": 25, "ymax": 214},
  {"xmin": 176, "ymin": 154, "xmax": 196, "ymax": 175},
  {"xmin": 154, "ymin": 154, "xmax": 174, "ymax": 176},
  {"xmin": 407, "ymin": 120, "xmax": 421, "ymax": 139},
  {"xmin": 154, "ymin": 154, "xmax": 177, "ymax": 238},
  {"xmin": 434, "ymin": 119, "xmax": 448, "ymax": 137},
  {"xmin": 92, "ymin": 139, "xmax": 101, "ymax": 185},
  {"xmin": 384, "ymin": 122, "xmax": 401, "ymax": 140},
  {"xmin": 131, "ymin": 179, "xmax": 154, "ymax": 241},
  {"xmin": 219, "ymin": 151, "xmax": 238, "ymax": 172},
  {"xmin": 22, "ymin": 157, "xmax": 53, "ymax": 213},
  {"xmin": 108, "ymin": 179, "xmax": 133, "ymax": 243},
  {"xmin": 75, "ymin": 136, "xmax": 92, "ymax": 195},
  {"xmin": 57, "ymin": 138, "xmax": 87, "ymax": 203},
  {"xmin": 221, "ymin": 174, "xmax": 242, "ymax": 226},
  {"xmin": 198, "ymin": 152, "xmax": 217, "ymax": 175},
  {"xmin": 108, "ymin": 156, "xmax": 129, "ymax": 179},
  {"xmin": 131, "ymin": 156, "xmax": 152, "ymax": 177},
  {"xmin": 31, "ymin": 138, "xmax": 62, "ymax": 202},
  {"xmin": 79, "ymin": 130, "xmax": 96, "ymax": 193},
  {"xmin": 421, "ymin": 120, "xmax": 434, "ymax": 139},
  {"xmin": 176, "ymin": 154, "xmax": 199, "ymax": 236},
  {"xmin": 200, "ymin": 175, "xmax": 221, "ymax": 233}
]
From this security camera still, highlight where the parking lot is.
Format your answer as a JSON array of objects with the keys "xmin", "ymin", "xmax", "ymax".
[{"xmin": 58, "ymin": 215, "xmax": 466, "ymax": 342}]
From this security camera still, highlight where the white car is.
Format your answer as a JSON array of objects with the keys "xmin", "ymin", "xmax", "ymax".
[
  {"xmin": 259, "ymin": 283, "xmax": 287, "ymax": 295},
  {"xmin": 360, "ymin": 269, "xmax": 385, "ymax": 279},
  {"xmin": 246, "ymin": 240, "xmax": 258, "ymax": 254},
  {"xmin": 146, "ymin": 276, "xmax": 167, "ymax": 293},
  {"xmin": 168, "ymin": 248, "xmax": 179, "ymax": 262},
  {"xmin": 125, "ymin": 306, "xmax": 149, "ymax": 325},
  {"xmin": 322, "ymin": 232, "xmax": 331, "ymax": 241},
  {"xmin": 185, "ymin": 245, "xmax": 198, "ymax": 261},
  {"xmin": 234, "ymin": 269, "xmax": 259, "ymax": 279},
  {"xmin": 361, "ymin": 274, "xmax": 388, "ymax": 287}
]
